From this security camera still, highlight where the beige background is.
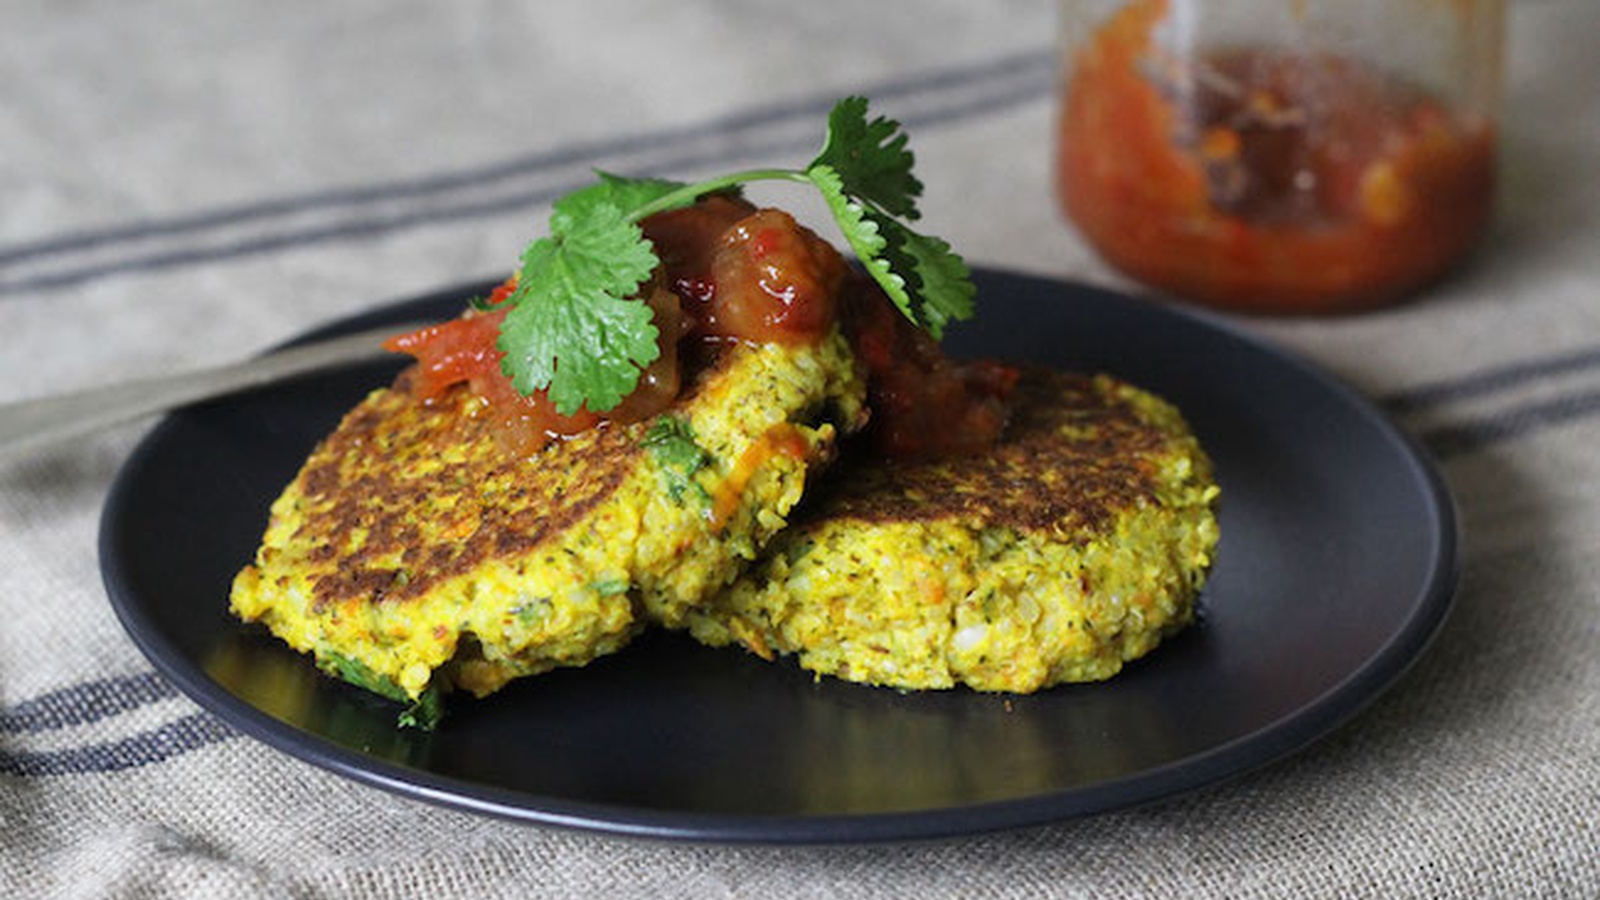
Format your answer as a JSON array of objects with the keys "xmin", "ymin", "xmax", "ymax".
[{"xmin": 2, "ymin": 1, "xmax": 1596, "ymax": 896}]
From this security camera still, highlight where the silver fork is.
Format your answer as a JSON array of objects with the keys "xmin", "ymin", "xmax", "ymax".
[{"xmin": 0, "ymin": 322, "xmax": 430, "ymax": 457}]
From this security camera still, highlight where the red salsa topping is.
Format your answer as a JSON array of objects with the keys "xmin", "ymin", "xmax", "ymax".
[
  {"xmin": 386, "ymin": 194, "xmax": 1014, "ymax": 458},
  {"xmin": 840, "ymin": 278, "xmax": 1016, "ymax": 459}
]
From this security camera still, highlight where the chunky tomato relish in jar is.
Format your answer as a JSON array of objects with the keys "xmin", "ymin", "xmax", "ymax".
[{"xmin": 1056, "ymin": 0, "xmax": 1504, "ymax": 313}]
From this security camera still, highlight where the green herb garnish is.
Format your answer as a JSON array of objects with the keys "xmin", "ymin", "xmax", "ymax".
[
  {"xmin": 318, "ymin": 652, "xmax": 446, "ymax": 731},
  {"xmin": 491, "ymin": 96, "xmax": 974, "ymax": 415},
  {"xmin": 590, "ymin": 578, "xmax": 630, "ymax": 597},
  {"xmin": 395, "ymin": 687, "xmax": 446, "ymax": 731},
  {"xmin": 643, "ymin": 416, "xmax": 712, "ymax": 504}
]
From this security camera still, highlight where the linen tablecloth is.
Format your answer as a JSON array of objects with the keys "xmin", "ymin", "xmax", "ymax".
[{"xmin": 3, "ymin": 1, "xmax": 1595, "ymax": 896}]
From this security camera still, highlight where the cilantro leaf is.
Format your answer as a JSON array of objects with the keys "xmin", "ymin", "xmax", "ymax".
[
  {"xmin": 318, "ymin": 651, "xmax": 447, "ymax": 730},
  {"xmin": 498, "ymin": 200, "xmax": 662, "ymax": 414},
  {"xmin": 809, "ymin": 95, "xmax": 923, "ymax": 220},
  {"xmin": 396, "ymin": 685, "xmax": 446, "ymax": 730},
  {"xmin": 559, "ymin": 171, "xmax": 688, "ymax": 221},
  {"xmin": 491, "ymin": 173, "xmax": 699, "ymax": 414},
  {"xmin": 808, "ymin": 163, "xmax": 970, "ymax": 339},
  {"xmin": 319, "ymin": 651, "xmax": 409, "ymax": 702},
  {"xmin": 488, "ymin": 97, "xmax": 974, "ymax": 413},
  {"xmin": 867, "ymin": 214, "xmax": 975, "ymax": 338},
  {"xmin": 809, "ymin": 163, "xmax": 905, "ymax": 300},
  {"xmin": 643, "ymin": 416, "xmax": 712, "ymax": 503}
]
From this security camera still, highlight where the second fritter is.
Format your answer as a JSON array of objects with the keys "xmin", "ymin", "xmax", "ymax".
[{"xmin": 680, "ymin": 368, "xmax": 1221, "ymax": 692}]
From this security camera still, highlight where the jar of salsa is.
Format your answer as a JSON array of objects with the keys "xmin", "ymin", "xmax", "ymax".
[{"xmin": 1056, "ymin": 0, "xmax": 1504, "ymax": 313}]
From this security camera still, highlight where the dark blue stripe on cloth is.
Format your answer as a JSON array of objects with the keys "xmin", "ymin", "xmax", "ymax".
[
  {"xmin": 0, "ymin": 49, "xmax": 1051, "ymax": 268},
  {"xmin": 0, "ymin": 671, "xmax": 178, "ymax": 734},
  {"xmin": 1385, "ymin": 343, "xmax": 1600, "ymax": 412},
  {"xmin": 0, "ymin": 50, "xmax": 1053, "ymax": 295},
  {"xmin": 1415, "ymin": 387, "xmax": 1600, "ymax": 459},
  {"xmin": 0, "ymin": 712, "xmax": 236, "ymax": 777}
]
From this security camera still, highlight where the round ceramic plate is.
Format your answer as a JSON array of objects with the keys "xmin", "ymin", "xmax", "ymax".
[{"xmin": 100, "ymin": 269, "xmax": 1457, "ymax": 843}]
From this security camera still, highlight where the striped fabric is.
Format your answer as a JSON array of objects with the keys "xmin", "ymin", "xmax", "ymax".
[{"xmin": 3, "ymin": 1, "xmax": 1596, "ymax": 897}]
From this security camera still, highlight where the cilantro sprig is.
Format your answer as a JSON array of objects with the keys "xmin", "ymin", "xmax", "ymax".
[{"xmin": 492, "ymin": 96, "xmax": 975, "ymax": 415}]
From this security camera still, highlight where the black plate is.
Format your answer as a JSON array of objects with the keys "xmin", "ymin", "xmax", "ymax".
[{"xmin": 100, "ymin": 270, "xmax": 1457, "ymax": 843}]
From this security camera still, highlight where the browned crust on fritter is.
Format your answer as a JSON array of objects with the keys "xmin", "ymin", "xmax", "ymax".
[
  {"xmin": 289, "ymin": 374, "xmax": 646, "ymax": 612},
  {"xmin": 806, "ymin": 368, "xmax": 1172, "ymax": 534}
]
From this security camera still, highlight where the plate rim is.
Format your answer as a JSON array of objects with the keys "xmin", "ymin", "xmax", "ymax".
[{"xmin": 99, "ymin": 270, "xmax": 1459, "ymax": 844}]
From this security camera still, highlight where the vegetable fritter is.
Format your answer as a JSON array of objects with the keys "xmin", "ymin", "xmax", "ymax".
[
  {"xmin": 230, "ymin": 329, "xmax": 866, "ymax": 714},
  {"xmin": 680, "ymin": 368, "xmax": 1220, "ymax": 692}
]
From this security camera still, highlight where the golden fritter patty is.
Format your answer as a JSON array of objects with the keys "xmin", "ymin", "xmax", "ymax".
[
  {"xmin": 680, "ymin": 368, "xmax": 1220, "ymax": 692},
  {"xmin": 230, "ymin": 329, "xmax": 866, "ymax": 705}
]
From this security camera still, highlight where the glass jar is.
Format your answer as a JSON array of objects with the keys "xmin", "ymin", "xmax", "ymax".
[{"xmin": 1055, "ymin": 0, "xmax": 1504, "ymax": 313}]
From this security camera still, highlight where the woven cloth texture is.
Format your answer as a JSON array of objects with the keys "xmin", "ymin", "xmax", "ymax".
[{"xmin": 2, "ymin": 1, "xmax": 1596, "ymax": 897}]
